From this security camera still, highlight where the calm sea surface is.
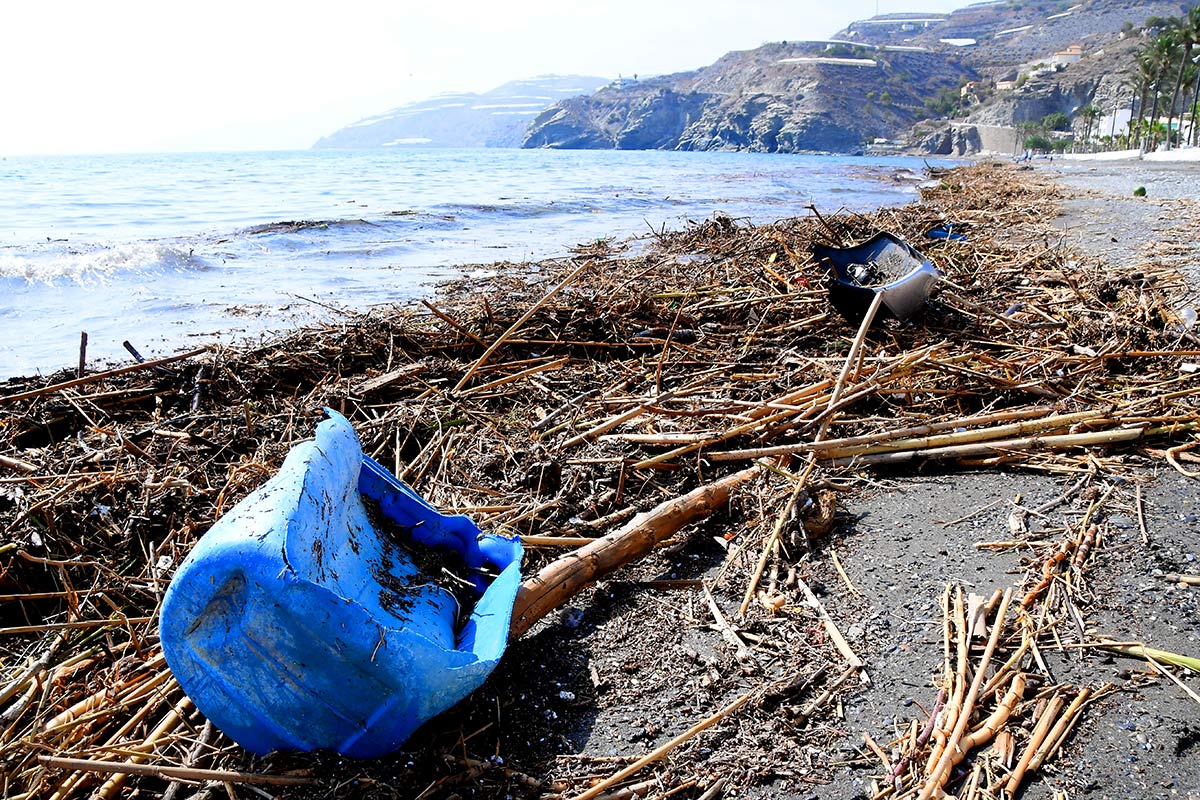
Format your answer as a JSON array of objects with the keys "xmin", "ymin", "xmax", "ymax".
[{"xmin": 0, "ymin": 148, "xmax": 949, "ymax": 378}]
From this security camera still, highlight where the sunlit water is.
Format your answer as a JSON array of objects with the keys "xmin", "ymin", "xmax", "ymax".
[{"xmin": 0, "ymin": 148, "xmax": 950, "ymax": 378}]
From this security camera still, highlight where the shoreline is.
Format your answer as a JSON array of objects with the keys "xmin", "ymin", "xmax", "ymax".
[
  {"xmin": 0, "ymin": 149, "xmax": 948, "ymax": 381},
  {"xmin": 3, "ymin": 162, "xmax": 1199, "ymax": 798}
]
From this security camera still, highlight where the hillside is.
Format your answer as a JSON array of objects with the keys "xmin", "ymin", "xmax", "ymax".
[
  {"xmin": 522, "ymin": 42, "xmax": 972, "ymax": 153},
  {"xmin": 880, "ymin": 0, "xmax": 1189, "ymax": 68},
  {"xmin": 523, "ymin": 0, "xmax": 1192, "ymax": 154},
  {"xmin": 313, "ymin": 75, "xmax": 608, "ymax": 149}
]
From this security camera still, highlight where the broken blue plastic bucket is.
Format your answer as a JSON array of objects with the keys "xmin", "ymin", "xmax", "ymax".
[{"xmin": 160, "ymin": 411, "xmax": 523, "ymax": 757}]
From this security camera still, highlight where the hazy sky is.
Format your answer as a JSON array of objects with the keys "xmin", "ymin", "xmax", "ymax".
[{"xmin": 1, "ymin": 1, "xmax": 971, "ymax": 155}]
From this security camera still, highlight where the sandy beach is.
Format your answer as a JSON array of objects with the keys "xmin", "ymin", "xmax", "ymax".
[
  {"xmin": 822, "ymin": 159, "xmax": 1200, "ymax": 799},
  {"xmin": 3, "ymin": 161, "xmax": 1200, "ymax": 800},
  {"xmin": 1051, "ymin": 159, "xmax": 1200, "ymax": 283}
]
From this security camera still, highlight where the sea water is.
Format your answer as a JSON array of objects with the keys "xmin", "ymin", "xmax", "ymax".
[{"xmin": 0, "ymin": 148, "xmax": 949, "ymax": 378}]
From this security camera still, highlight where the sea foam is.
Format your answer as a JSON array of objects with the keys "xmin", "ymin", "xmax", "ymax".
[{"xmin": 0, "ymin": 242, "xmax": 204, "ymax": 284}]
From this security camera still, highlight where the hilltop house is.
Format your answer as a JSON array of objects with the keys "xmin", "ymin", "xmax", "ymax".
[{"xmin": 1050, "ymin": 45, "xmax": 1084, "ymax": 65}]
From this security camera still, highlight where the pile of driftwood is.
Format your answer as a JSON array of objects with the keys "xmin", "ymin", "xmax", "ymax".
[{"xmin": 2, "ymin": 162, "xmax": 1199, "ymax": 799}]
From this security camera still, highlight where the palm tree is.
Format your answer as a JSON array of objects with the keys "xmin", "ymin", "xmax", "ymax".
[
  {"xmin": 1118, "ymin": 72, "xmax": 1144, "ymax": 147},
  {"xmin": 1077, "ymin": 104, "xmax": 1102, "ymax": 146},
  {"xmin": 1131, "ymin": 47, "xmax": 1159, "ymax": 147},
  {"xmin": 1146, "ymin": 29, "xmax": 1183, "ymax": 149},
  {"xmin": 1181, "ymin": 58, "xmax": 1200, "ymax": 146},
  {"xmin": 1165, "ymin": 6, "xmax": 1200, "ymax": 149},
  {"xmin": 1191, "ymin": 56, "xmax": 1200, "ymax": 146}
]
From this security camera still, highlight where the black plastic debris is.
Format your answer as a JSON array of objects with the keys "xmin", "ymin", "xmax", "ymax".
[{"xmin": 812, "ymin": 232, "xmax": 941, "ymax": 324}]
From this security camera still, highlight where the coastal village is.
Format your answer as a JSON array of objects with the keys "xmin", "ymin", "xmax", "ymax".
[{"xmin": 4, "ymin": 2, "xmax": 1200, "ymax": 800}]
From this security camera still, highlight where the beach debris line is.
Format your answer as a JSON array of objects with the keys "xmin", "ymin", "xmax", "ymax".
[{"xmin": 2, "ymin": 162, "xmax": 1199, "ymax": 798}]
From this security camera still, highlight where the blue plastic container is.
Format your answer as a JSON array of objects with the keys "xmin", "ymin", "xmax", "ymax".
[{"xmin": 160, "ymin": 411, "xmax": 523, "ymax": 757}]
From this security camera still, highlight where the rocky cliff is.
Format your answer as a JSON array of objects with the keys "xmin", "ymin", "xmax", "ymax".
[
  {"xmin": 523, "ymin": 43, "xmax": 972, "ymax": 153},
  {"xmin": 314, "ymin": 75, "xmax": 608, "ymax": 149}
]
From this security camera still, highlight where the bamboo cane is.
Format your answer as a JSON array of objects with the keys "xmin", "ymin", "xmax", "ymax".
[
  {"xmin": 509, "ymin": 466, "xmax": 760, "ymax": 637},
  {"xmin": 707, "ymin": 405, "xmax": 1055, "ymax": 461},
  {"xmin": 919, "ymin": 589, "xmax": 1013, "ymax": 800},
  {"xmin": 1002, "ymin": 693, "xmax": 1065, "ymax": 795},
  {"xmin": 37, "ymin": 756, "xmax": 313, "ymax": 787}
]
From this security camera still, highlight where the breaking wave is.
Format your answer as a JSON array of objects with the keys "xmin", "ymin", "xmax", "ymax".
[{"xmin": 0, "ymin": 242, "xmax": 208, "ymax": 283}]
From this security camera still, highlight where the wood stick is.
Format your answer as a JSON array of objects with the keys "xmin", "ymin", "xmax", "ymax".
[
  {"xmin": 509, "ymin": 466, "xmax": 760, "ymax": 637},
  {"xmin": 863, "ymin": 732, "xmax": 894, "ymax": 776},
  {"xmin": 43, "ymin": 665, "xmax": 170, "ymax": 733},
  {"xmin": 0, "ymin": 347, "xmax": 208, "ymax": 404},
  {"xmin": 1026, "ymin": 688, "xmax": 1091, "ymax": 775},
  {"xmin": 961, "ymin": 673, "xmax": 1026, "ymax": 752},
  {"xmin": 77, "ymin": 331, "xmax": 88, "ymax": 378},
  {"xmin": 560, "ymin": 390, "xmax": 678, "ymax": 450},
  {"xmin": 1136, "ymin": 484, "xmax": 1150, "ymax": 545},
  {"xmin": 815, "ymin": 291, "xmax": 884, "ymax": 443},
  {"xmin": 928, "ymin": 587, "xmax": 967, "ymax": 774},
  {"xmin": 95, "ymin": 696, "xmax": 192, "ymax": 799},
  {"xmin": 794, "ymin": 665, "xmax": 858, "ymax": 723},
  {"xmin": 827, "ymin": 423, "xmax": 1196, "ymax": 468},
  {"xmin": 352, "ymin": 364, "xmax": 426, "ymax": 396},
  {"xmin": 534, "ymin": 387, "xmax": 602, "ymax": 432},
  {"xmin": 703, "ymin": 584, "xmax": 753, "ymax": 663},
  {"xmin": 1002, "ymin": 693, "xmax": 1065, "ymax": 795},
  {"xmin": 0, "ymin": 453, "xmax": 38, "ymax": 474},
  {"xmin": 744, "ymin": 378, "xmax": 835, "ymax": 420},
  {"xmin": 0, "ymin": 616, "xmax": 154, "ymax": 636},
  {"xmin": 453, "ymin": 259, "xmax": 590, "ymax": 392},
  {"xmin": 421, "ymin": 299, "xmax": 487, "ymax": 346},
  {"xmin": 569, "ymin": 690, "xmax": 753, "ymax": 800},
  {"xmin": 818, "ymin": 409, "xmax": 1106, "ymax": 460},
  {"xmin": 37, "ymin": 756, "xmax": 313, "ymax": 786}
]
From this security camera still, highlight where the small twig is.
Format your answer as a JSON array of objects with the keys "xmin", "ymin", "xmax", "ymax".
[
  {"xmin": 795, "ymin": 665, "xmax": 858, "ymax": 724},
  {"xmin": 1135, "ymin": 484, "xmax": 1150, "ymax": 544},
  {"xmin": 568, "ymin": 691, "xmax": 754, "ymax": 800},
  {"xmin": 37, "ymin": 756, "xmax": 313, "ymax": 787},
  {"xmin": 796, "ymin": 575, "xmax": 864, "ymax": 671},
  {"xmin": 421, "ymin": 299, "xmax": 487, "ymax": 346},
  {"xmin": 703, "ymin": 584, "xmax": 754, "ymax": 664},
  {"xmin": 816, "ymin": 291, "xmax": 884, "ymax": 443}
]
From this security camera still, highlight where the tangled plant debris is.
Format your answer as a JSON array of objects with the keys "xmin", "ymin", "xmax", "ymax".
[{"xmin": 1, "ymin": 163, "xmax": 1199, "ymax": 799}]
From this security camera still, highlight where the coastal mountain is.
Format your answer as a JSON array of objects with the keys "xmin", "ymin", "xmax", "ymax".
[
  {"xmin": 521, "ymin": 43, "xmax": 970, "ymax": 153},
  {"xmin": 522, "ymin": 0, "xmax": 1191, "ymax": 154},
  {"xmin": 313, "ymin": 75, "xmax": 609, "ymax": 149}
]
